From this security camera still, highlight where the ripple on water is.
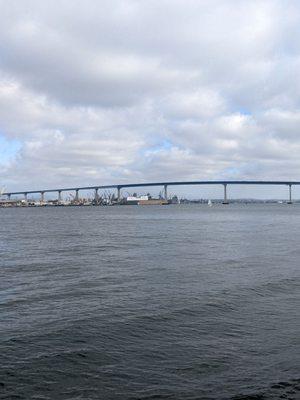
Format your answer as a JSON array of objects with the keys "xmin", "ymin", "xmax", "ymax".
[{"xmin": 0, "ymin": 205, "xmax": 299, "ymax": 399}]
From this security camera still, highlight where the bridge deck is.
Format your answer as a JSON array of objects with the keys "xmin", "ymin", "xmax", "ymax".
[{"xmin": 3, "ymin": 180, "xmax": 300, "ymax": 196}]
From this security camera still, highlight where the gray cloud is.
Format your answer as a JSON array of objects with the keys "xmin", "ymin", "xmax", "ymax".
[{"xmin": 1, "ymin": 0, "xmax": 300, "ymax": 194}]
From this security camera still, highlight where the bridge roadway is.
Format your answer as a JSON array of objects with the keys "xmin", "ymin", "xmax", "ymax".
[{"xmin": 2, "ymin": 180, "xmax": 300, "ymax": 204}]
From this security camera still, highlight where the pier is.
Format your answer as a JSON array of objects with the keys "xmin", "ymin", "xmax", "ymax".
[{"xmin": 1, "ymin": 180, "xmax": 300, "ymax": 205}]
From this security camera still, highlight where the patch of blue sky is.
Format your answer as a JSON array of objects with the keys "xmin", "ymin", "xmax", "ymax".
[
  {"xmin": 221, "ymin": 167, "xmax": 241, "ymax": 178},
  {"xmin": 141, "ymin": 139, "xmax": 174, "ymax": 156},
  {"xmin": 238, "ymin": 108, "xmax": 251, "ymax": 116},
  {"xmin": 221, "ymin": 163, "xmax": 261, "ymax": 179},
  {"xmin": 0, "ymin": 134, "xmax": 22, "ymax": 165}
]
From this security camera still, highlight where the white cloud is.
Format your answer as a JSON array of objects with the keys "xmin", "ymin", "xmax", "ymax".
[{"xmin": 1, "ymin": 0, "xmax": 300, "ymax": 192}]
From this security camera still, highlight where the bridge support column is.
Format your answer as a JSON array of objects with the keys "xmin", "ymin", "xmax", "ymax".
[
  {"xmin": 117, "ymin": 187, "xmax": 121, "ymax": 202},
  {"xmin": 75, "ymin": 189, "xmax": 79, "ymax": 202},
  {"xmin": 41, "ymin": 192, "xmax": 45, "ymax": 203},
  {"xmin": 58, "ymin": 190, "xmax": 62, "ymax": 204},
  {"xmin": 164, "ymin": 184, "xmax": 168, "ymax": 201},
  {"xmin": 95, "ymin": 188, "xmax": 99, "ymax": 204},
  {"xmin": 222, "ymin": 184, "xmax": 229, "ymax": 204},
  {"xmin": 24, "ymin": 193, "xmax": 28, "ymax": 201},
  {"xmin": 7, "ymin": 194, "xmax": 11, "ymax": 200},
  {"xmin": 287, "ymin": 184, "xmax": 293, "ymax": 204}
]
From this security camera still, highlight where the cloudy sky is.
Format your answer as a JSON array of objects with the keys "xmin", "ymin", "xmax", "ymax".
[{"xmin": 1, "ymin": 0, "xmax": 300, "ymax": 196}]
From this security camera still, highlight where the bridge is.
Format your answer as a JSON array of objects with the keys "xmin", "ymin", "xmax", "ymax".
[{"xmin": 2, "ymin": 180, "xmax": 300, "ymax": 204}]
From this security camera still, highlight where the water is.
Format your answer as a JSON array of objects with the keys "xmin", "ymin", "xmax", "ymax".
[{"xmin": 0, "ymin": 204, "xmax": 299, "ymax": 399}]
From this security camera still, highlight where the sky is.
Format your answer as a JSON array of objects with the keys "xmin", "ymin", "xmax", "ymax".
[{"xmin": 1, "ymin": 0, "xmax": 300, "ymax": 198}]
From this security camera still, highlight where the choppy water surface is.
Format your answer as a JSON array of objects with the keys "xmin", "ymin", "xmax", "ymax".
[{"xmin": 0, "ymin": 204, "xmax": 299, "ymax": 399}]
